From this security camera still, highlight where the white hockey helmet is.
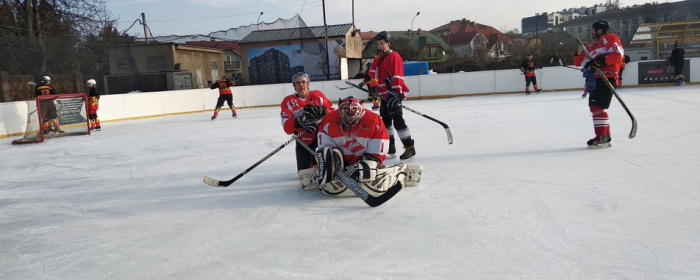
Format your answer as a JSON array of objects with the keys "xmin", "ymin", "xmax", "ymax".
[{"xmin": 87, "ymin": 79, "xmax": 96, "ymax": 86}]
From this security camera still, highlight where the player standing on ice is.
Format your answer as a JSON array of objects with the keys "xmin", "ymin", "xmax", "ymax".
[
  {"xmin": 86, "ymin": 79, "xmax": 101, "ymax": 131},
  {"xmin": 368, "ymin": 31, "xmax": 416, "ymax": 161},
  {"xmin": 280, "ymin": 72, "xmax": 335, "ymax": 171},
  {"xmin": 34, "ymin": 76, "xmax": 63, "ymax": 134},
  {"xmin": 209, "ymin": 76, "xmax": 237, "ymax": 120},
  {"xmin": 519, "ymin": 54, "xmax": 543, "ymax": 95},
  {"xmin": 297, "ymin": 96, "xmax": 422, "ymax": 196},
  {"xmin": 668, "ymin": 43, "xmax": 686, "ymax": 86},
  {"xmin": 574, "ymin": 20, "xmax": 624, "ymax": 149}
]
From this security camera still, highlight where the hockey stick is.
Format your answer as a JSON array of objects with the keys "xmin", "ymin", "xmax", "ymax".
[
  {"xmin": 575, "ymin": 38, "xmax": 637, "ymax": 139},
  {"xmin": 344, "ymin": 80, "xmax": 453, "ymax": 144},
  {"xmin": 203, "ymin": 135, "xmax": 297, "ymax": 187},
  {"xmin": 335, "ymin": 84, "xmax": 353, "ymax": 90},
  {"xmin": 294, "ymin": 136, "xmax": 402, "ymax": 207}
]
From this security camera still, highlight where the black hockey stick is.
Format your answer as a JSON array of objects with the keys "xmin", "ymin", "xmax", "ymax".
[
  {"xmin": 294, "ymin": 136, "xmax": 402, "ymax": 207},
  {"xmin": 335, "ymin": 84, "xmax": 353, "ymax": 90},
  {"xmin": 203, "ymin": 135, "xmax": 297, "ymax": 187},
  {"xmin": 575, "ymin": 38, "xmax": 637, "ymax": 139},
  {"xmin": 344, "ymin": 80, "xmax": 453, "ymax": 145}
]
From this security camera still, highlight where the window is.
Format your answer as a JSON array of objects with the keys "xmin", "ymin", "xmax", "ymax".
[
  {"xmin": 117, "ymin": 59, "xmax": 130, "ymax": 72},
  {"xmin": 210, "ymin": 61, "xmax": 218, "ymax": 70},
  {"xmin": 146, "ymin": 56, "xmax": 166, "ymax": 72}
]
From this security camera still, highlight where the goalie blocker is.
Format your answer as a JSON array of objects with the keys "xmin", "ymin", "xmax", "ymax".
[{"xmin": 298, "ymin": 147, "xmax": 423, "ymax": 196}]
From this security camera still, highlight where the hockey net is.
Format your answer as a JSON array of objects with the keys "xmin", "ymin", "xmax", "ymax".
[{"xmin": 12, "ymin": 94, "xmax": 90, "ymax": 145}]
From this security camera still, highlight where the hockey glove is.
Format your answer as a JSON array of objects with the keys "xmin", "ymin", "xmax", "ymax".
[
  {"xmin": 587, "ymin": 55, "xmax": 607, "ymax": 69},
  {"xmin": 295, "ymin": 115, "xmax": 317, "ymax": 134},
  {"xmin": 387, "ymin": 91, "xmax": 402, "ymax": 111},
  {"xmin": 303, "ymin": 104, "xmax": 326, "ymax": 120}
]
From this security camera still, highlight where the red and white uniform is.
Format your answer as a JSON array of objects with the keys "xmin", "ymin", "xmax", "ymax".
[
  {"xmin": 574, "ymin": 33, "xmax": 624, "ymax": 80},
  {"xmin": 280, "ymin": 90, "xmax": 334, "ymax": 145},
  {"xmin": 316, "ymin": 110, "xmax": 389, "ymax": 165},
  {"xmin": 368, "ymin": 50, "xmax": 409, "ymax": 99}
]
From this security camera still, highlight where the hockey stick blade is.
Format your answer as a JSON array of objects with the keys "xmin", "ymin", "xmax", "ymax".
[
  {"xmin": 203, "ymin": 136, "xmax": 297, "ymax": 187},
  {"xmin": 335, "ymin": 84, "xmax": 352, "ymax": 90},
  {"xmin": 345, "ymin": 81, "xmax": 453, "ymax": 144},
  {"xmin": 575, "ymin": 38, "xmax": 637, "ymax": 139},
  {"xmin": 336, "ymin": 172, "xmax": 402, "ymax": 207}
]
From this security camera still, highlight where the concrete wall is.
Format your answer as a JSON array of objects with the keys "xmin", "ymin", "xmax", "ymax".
[{"xmin": 2, "ymin": 58, "xmax": 697, "ymax": 139}]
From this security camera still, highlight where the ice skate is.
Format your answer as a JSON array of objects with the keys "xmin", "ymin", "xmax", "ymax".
[
  {"xmin": 587, "ymin": 135, "xmax": 611, "ymax": 149},
  {"xmin": 210, "ymin": 115, "xmax": 216, "ymax": 120},
  {"xmin": 400, "ymin": 139, "xmax": 416, "ymax": 162}
]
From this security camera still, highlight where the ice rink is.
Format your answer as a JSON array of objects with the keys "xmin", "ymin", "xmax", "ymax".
[{"xmin": 2, "ymin": 85, "xmax": 699, "ymax": 279}]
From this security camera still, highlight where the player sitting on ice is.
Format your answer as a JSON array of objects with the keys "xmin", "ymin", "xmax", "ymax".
[{"xmin": 297, "ymin": 96, "xmax": 422, "ymax": 196}]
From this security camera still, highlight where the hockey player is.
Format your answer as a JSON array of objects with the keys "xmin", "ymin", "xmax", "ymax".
[
  {"xmin": 519, "ymin": 54, "xmax": 543, "ymax": 95},
  {"xmin": 363, "ymin": 52, "xmax": 381, "ymax": 111},
  {"xmin": 668, "ymin": 43, "xmax": 686, "ymax": 86},
  {"xmin": 210, "ymin": 76, "xmax": 237, "ymax": 120},
  {"xmin": 34, "ymin": 76, "xmax": 63, "ymax": 134},
  {"xmin": 574, "ymin": 20, "xmax": 624, "ymax": 149},
  {"xmin": 618, "ymin": 54, "xmax": 631, "ymax": 88},
  {"xmin": 368, "ymin": 31, "xmax": 416, "ymax": 161},
  {"xmin": 86, "ymin": 79, "xmax": 101, "ymax": 131},
  {"xmin": 281, "ymin": 72, "xmax": 335, "ymax": 171},
  {"xmin": 297, "ymin": 96, "xmax": 422, "ymax": 196}
]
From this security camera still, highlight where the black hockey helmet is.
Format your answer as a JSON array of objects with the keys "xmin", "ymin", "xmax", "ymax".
[
  {"xmin": 374, "ymin": 31, "xmax": 391, "ymax": 43},
  {"xmin": 592, "ymin": 20, "xmax": 609, "ymax": 34}
]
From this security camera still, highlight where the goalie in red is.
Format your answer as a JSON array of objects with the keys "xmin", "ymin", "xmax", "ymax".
[
  {"xmin": 87, "ymin": 79, "xmax": 101, "ymax": 131},
  {"xmin": 297, "ymin": 96, "xmax": 422, "ymax": 197},
  {"xmin": 34, "ymin": 76, "xmax": 63, "ymax": 134}
]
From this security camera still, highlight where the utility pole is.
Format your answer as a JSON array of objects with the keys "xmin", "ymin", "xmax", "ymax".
[
  {"xmin": 322, "ymin": 0, "xmax": 330, "ymax": 80},
  {"xmin": 142, "ymin": 13, "xmax": 148, "ymax": 43}
]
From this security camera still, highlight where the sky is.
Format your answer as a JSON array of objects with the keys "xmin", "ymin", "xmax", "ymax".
[
  {"xmin": 2, "ymin": 85, "xmax": 700, "ymax": 278},
  {"xmin": 105, "ymin": 0, "xmax": 682, "ymax": 37}
]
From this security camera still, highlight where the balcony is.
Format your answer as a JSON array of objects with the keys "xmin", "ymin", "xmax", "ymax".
[{"xmin": 225, "ymin": 61, "xmax": 242, "ymax": 70}]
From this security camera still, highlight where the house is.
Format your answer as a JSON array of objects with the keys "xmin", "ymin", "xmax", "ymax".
[
  {"xmin": 431, "ymin": 19, "xmax": 515, "ymax": 59},
  {"xmin": 185, "ymin": 40, "xmax": 244, "ymax": 83},
  {"xmin": 107, "ymin": 42, "xmax": 225, "ymax": 94},
  {"xmin": 363, "ymin": 29, "xmax": 451, "ymax": 63},
  {"xmin": 238, "ymin": 23, "xmax": 363, "ymax": 85}
]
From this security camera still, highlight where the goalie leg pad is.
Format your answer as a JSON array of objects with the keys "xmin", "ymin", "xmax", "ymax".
[
  {"xmin": 320, "ymin": 179, "xmax": 355, "ymax": 196},
  {"xmin": 358, "ymin": 163, "xmax": 407, "ymax": 196},
  {"xmin": 298, "ymin": 168, "xmax": 319, "ymax": 191},
  {"xmin": 319, "ymin": 147, "xmax": 344, "ymax": 186},
  {"xmin": 404, "ymin": 164, "xmax": 423, "ymax": 187}
]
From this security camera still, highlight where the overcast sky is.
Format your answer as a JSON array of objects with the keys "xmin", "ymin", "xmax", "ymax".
[{"xmin": 105, "ymin": 0, "xmax": 681, "ymax": 37}]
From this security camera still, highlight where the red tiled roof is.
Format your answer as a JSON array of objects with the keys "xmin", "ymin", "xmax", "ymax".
[
  {"xmin": 184, "ymin": 41, "xmax": 242, "ymax": 55},
  {"xmin": 440, "ymin": 32, "xmax": 479, "ymax": 45}
]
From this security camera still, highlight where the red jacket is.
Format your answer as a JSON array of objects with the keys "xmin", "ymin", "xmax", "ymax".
[
  {"xmin": 280, "ymin": 90, "xmax": 334, "ymax": 145},
  {"xmin": 574, "ymin": 33, "xmax": 624, "ymax": 80},
  {"xmin": 316, "ymin": 110, "xmax": 389, "ymax": 165},
  {"xmin": 368, "ymin": 50, "xmax": 409, "ymax": 99}
]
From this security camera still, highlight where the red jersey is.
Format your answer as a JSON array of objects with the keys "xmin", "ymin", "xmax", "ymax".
[
  {"xmin": 87, "ymin": 87, "xmax": 100, "ymax": 113},
  {"xmin": 574, "ymin": 33, "xmax": 624, "ymax": 80},
  {"xmin": 316, "ymin": 110, "xmax": 389, "ymax": 165},
  {"xmin": 368, "ymin": 50, "xmax": 409, "ymax": 99},
  {"xmin": 210, "ymin": 80, "xmax": 233, "ymax": 95},
  {"xmin": 280, "ymin": 90, "xmax": 334, "ymax": 145}
]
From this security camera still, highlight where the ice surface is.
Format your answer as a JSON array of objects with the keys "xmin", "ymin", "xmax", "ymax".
[{"xmin": 2, "ymin": 86, "xmax": 699, "ymax": 279}]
